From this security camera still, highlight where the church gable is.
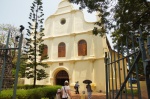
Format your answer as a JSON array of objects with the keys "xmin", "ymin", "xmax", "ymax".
[
  {"xmin": 54, "ymin": 0, "xmax": 73, "ymax": 15},
  {"xmin": 44, "ymin": 0, "xmax": 96, "ymax": 38}
]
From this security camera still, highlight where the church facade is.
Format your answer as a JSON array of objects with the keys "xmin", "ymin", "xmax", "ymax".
[{"xmin": 25, "ymin": 0, "xmax": 110, "ymax": 92}]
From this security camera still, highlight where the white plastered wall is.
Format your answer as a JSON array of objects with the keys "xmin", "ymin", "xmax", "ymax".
[{"xmin": 25, "ymin": 0, "xmax": 109, "ymax": 92}]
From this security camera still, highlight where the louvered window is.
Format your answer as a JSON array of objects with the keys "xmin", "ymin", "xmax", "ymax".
[
  {"xmin": 58, "ymin": 42, "xmax": 66, "ymax": 57},
  {"xmin": 41, "ymin": 45, "xmax": 48, "ymax": 59},
  {"xmin": 78, "ymin": 40, "xmax": 87, "ymax": 56}
]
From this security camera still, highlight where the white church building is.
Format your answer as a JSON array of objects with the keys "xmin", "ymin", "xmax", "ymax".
[{"xmin": 25, "ymin": 0, "xmax": 110, "ymax": 92}]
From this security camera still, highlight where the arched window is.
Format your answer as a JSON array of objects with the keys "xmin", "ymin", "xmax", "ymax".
[
  {"xmin": 41, "ymin": 45, "xmax": 48, "ymax": 60},
  {"xmin": 58, "ymin": 42, "xmax": 66, "ymax": 57},
  {"xmin": 78, "ymin": 40, "xmax": 87, "ymax": 56}
]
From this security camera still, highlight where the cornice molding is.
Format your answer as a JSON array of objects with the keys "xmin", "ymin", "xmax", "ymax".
[
  {"xmin": 42, "ymin": 56, "xmax": 104, "ymax": 64},
  {"xmin": 43, "ymin": 30, "xmax": 93, "ymax": 40}
]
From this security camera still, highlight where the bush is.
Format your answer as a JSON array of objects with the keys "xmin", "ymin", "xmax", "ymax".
[
  {"xmin": 16, "ymin": 89, "xmax": 29, "ymax": 99},
  {"xmin": 17, "ymin": 85, "xmax": 47, "ymax": 89},
  {"xmin": 0, "ymin": 89, "xmax": 13, "ymax": 99},
  {"xmin": 0, "ymin": 85, "xmax": 61, "ymax": 99}
]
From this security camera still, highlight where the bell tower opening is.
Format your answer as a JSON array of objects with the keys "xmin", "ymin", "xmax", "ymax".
[{"xmin": 55, "ymin": 70, "xmax": 69, "ymax": 86}]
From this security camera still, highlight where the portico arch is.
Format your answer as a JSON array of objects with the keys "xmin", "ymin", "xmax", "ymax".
[
  {"xmin": 55, "ymin": 70, "xmax": 69, "ymax": 86},
  {"xmin": 52, "ymin": 67, "xmax": 69, "ymax": 86}
]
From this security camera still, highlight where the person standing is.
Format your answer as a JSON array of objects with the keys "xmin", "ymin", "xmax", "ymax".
[
  {"xmin": 86, "ymin": 83, "xmax": 92, "ymax": 99},
  {"xmin": 61, "ymin": 80, "xmax": 71, "ymax": 99},
  {"xmin": 75, "ymin": 81, "xmax": 79, "ymax": 94},
  {"xmin": 56, "ymin": 89, "xmax": 61, "ymax": 99}
]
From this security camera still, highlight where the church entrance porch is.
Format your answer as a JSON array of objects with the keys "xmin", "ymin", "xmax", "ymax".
[{"xmin": 55, "ymin": 70, "xmax": 69, "ymax": 86}]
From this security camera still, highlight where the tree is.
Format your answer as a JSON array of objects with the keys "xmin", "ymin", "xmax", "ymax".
[
  {"xmin": 69, "ymin": 0, "xmax": 150, "ymax": 45},
  {"xmin": 12, "ymin": 54, "xmax": 28, "ymax": 78},
  {"xmin": 24, "ymin": 0, "xmax": 48, "ymax": 87},
  {"xmin": 111, "ymin": 0, "xmax": 150, "ymax": 45},
  {"xmin": 69, "ymin": 0, "xmax": 150, "ymax": 55},
  {"xmin": 0, "ymin": 24, "xmax": 26, "ymax": 78},
  {"xmin": 69, "ymin": 0, "xmax": 115, "ymax": 37},
  {"xmin": 0, "ymin": 24, "xmax": 22, "ymax": 55}
]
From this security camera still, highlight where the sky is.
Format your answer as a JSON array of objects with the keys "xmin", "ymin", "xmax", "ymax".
[
  {"xmin": 0, "ymin": 0, "xmax": 113, "ymax": 47},
  {"xmin": 0, "ymin": 0, "xmax": 96, "ymax": 29}
]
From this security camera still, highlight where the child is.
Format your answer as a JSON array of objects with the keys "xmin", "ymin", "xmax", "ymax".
[{"xmin": 56, "ymin": 89, "xmax": 61, "ymax": 99}]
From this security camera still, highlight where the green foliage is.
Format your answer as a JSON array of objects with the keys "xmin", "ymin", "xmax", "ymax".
[
  {"xmin": 0, "ymin": 24, "xmax": 27, "ymax": 78},
  {"xmin": 69, "ymin": 0, "xmax": 111, "ymax": 37},
  {"xmin": 16, "ymin": 89, "xmax": 29, "ymax": 99},
  {"xmin": 130, "ymin": 58, "xmax": 144, "ymax": 77},
  {"xmin": 17, "ymin": 84, "xmax": 47, "ymax": 89},
  {"xmin": 0, "ymin": 89, "xmax": 13, "ymax": 99},
  {"xmin": 24, "ymin": 0, "xmax": 49, "ymax": 87},
  {"xmin": 37, "ymin": 69, "xmax": 48, "ymax": 80},
  {"xmin": 0, "ymin": 85, "xmax": 62, "ymax": 99},
  {"xmin": 12, "ymin": 54, "xmax": 28, "ymax": 78},
  {"xmin": 69, "ymin": 0, "xmax": 150, "ymax": 47},
  {"xmin": 111, "ymin": 0, "xmax": 150, "ymax": 46},
  {"xmin": 126, "ymin": 88, "xmax": 138, "ymax": 95}
]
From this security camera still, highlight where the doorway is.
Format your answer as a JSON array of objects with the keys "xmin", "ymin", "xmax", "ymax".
[{"xmin": 55, "ymin": 70, "xmax": 69, "ymax": 86}]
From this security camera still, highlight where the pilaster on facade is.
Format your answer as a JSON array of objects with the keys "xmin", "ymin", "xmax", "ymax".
[
  {"xmin": 91, "ymin": 60, "xmax": 95, "ymax": 84},
  {"xmin": 89, "ymin": 33, "xmax": 95, "ymax": 57},
  {"xmin": 70, "ymin": 33, "xmax": 76, "ymax": 36},
  {"xmin": 70, "ymin": 60, "xmax": 75, "ymax": 84},
  {"xmin": 88, "ymin": 58, "xmax": 96, "ymax": 63},
  {"xmin": 49, "ymin": 77, "xmax": 53, "ymax": 85}
]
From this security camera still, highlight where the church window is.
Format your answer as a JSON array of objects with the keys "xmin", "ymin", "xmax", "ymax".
[
  {"xmin": 60, "ymin": 18, "xmax": 66, "ymax": 25},
  {"xmin": 41, "ymin": 45, "xmax": 48, "ymax": 60},
  {"xmin": 78, "ymin": 40, "xmax": 87, "ymax": 56},
  {"xmin": 56, "ymin": 70, "xmax": 68, "ymax": 78},
  {"xmin": 58, "ymin": 42, "xmax": 66, "ymax": 57}
]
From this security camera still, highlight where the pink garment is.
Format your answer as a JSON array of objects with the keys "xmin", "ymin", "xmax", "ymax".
[{"xmin": 56, "ymin": 89, "xmax": 61, "ymax": 99}]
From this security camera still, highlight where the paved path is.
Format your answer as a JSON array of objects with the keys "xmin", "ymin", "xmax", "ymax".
[
  {"xmin": 70, "ymin": 91, "xmax": 106, "ymax": 99},
  {"xmin": 70, "ymin": 91, "xmax": 147, "ymax": 99}
]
